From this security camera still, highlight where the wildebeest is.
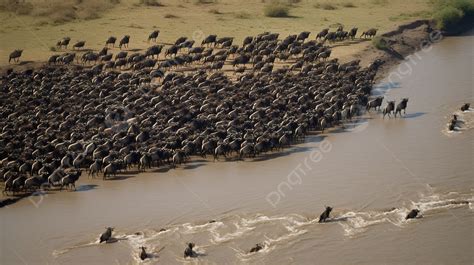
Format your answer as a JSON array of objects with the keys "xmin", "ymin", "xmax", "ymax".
[
  {"xmin": 318, "ymin": 206, "xmax": 333, "ymax": 223},
  {"xmin": 297, "ymin": 31, "xmax": 310, "ymax": 42},
  {"xmin": 249, "ymin": 243, "xmax": 264, "ymax": 253},
  {"xmin": 232, "ymin": 54, "xmax": 250, "ymax": 67},
  {"xmin": 48, "ymin": 54, "xmax": 60, "ymax": 64},
  {"xmin": 165, "ymin": 45, "xmax": 179, "ymax": 57},
  {"xmin": 216, "ymin": 37, "xmax": 233, "ymax": 47},
  {"xmin": 366, "ymin": 96, "xmax": 384, "ymax": 111},
  {"xmin": 103, "ymin": 162, "xmax": 119, "ymax": 180},
  {"xmin": 61, "ymin": 53, "xmax": 75, "ymax": 64},
  {"xmin": 361, "ymin": 28, "xmax": 378, "ymax": 38},
  {"xmin": 202, "ymin": 34, "xmax": 217, "ymax": 46},
  {"xmin": 140, "ymin": 246, "xmax": 148, "ymax": 260},
  {"xmin": 60, "ymin": 170, "xmax": 81, "ymax": 191},
  {"xmin": 324, "ymin": 32, "xmax": 337, "ymax": 43},
  {"xmin": 242, "ymin": 36, "xmax": 253, "ymax": 46},
  {"xmin": 105, "ymin": 36, "xmax": 117, "ymax": 47},
  {"xmin": 9, "ymin": 50, "xmax": 23, "ymax": 63},
  {"xmin": 383, "ymin": 101, "xmax": 395, "ymax": 118},
  {"xmin": 184, "ymin": 243, "xmax": 196, "ymax": 258},
  {"xmin": 175, "ymin": 36, "xmax": 187, "ymax": 46},
  {"xmin": 57, "ymin": 37, "xmax": 71, "ymax": 49},
  {"xmin": 146, "ymin": 45, "xmax": 164, "ymax": 58},
  {"xmin": 119, "ymin": 35, "xmax": 130, "ymax": 49},
  {"xmin": 99, "ymin": 227, "xmax": 114, "ymax": 243},
  {"xmin": 348, "ymin": 27, "xmax": 358, "ymax": 39},
  {"xmin": 98, "ymin": 47, "xmax": 108, "ymax": 57},
  {"xmin": 82, "ymin": 52, "xmax": 99, "ymax": 64},
  {"xmin": 448, "ymin": 115, "xmax": 457, "ymax": 131},
  {"xmin": 72, "ymin": 41, "xmax": 86, "ymax": 50},
  {"xmin": 148, "ymin": 30, "xmax": 160, "ymax": 42},
  {"xmin": 115, "ymin": 51, "xmax": 128, "ymax": 60},
  {"xmin": 316, "ymin": 28, "xmax": 329, "ymax": 40},
  {"xmin": 405, "ymin": 209, "xmax": 420, "ymax": 219},
  {"xmin": 394, "ymin": 98, "xmax": 409, "ymax": 117}
]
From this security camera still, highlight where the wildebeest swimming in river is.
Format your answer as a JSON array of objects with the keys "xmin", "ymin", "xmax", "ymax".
[
  {"xmin": 184, "ymin": 243, "xmax": 196, "ymax": 258},
  {"xmin": 383, "ymin": 101, "xmax": 396, "ymax": 118},
  {"xmin": 448, "ymin": 114, "xmax": 458, "ymax": 131},
  {"xmin": 100, "ymin": 227, "xmax": 114, "ymax": 243},
  {"xmin": 318, "ymin": 206, "xmax": 333, "ymax": 223},
  {"xmin": 249, "ymin": 243, "xmax": 264, "ymax": 253},
  {"xmin": 140, "ymin": 246, "xmax": 148, "ymax": 260},
  {"xmin": 405, "ymin": 209, "xmax": 420, "ymax": 219},
  {"xmin": 394, "ymin": 98, "xmax": 409, "ymax": 117},
  {"xmin": 460, "ymin": 103, "xmax": 470, "ymax": 112}
]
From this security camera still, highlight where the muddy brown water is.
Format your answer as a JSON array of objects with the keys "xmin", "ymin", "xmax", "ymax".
[{"xmin": 1, "ymin": 32, "xmax": 473, "ymax": 265}]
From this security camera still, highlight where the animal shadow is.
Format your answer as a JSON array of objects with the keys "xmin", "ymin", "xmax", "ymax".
[{"xmin": 402, "ymin": 112, "xmax": 426, "ymax": 119}]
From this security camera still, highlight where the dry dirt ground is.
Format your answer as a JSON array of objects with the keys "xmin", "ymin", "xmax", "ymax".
[{"xmin": 0, "ymin": 0, "xmax": 433, "ymax": 69}]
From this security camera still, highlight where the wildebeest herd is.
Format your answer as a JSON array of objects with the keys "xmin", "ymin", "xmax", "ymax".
[{"xmin": 1, "ymin": 26, "xmax": 400, "ymax": 196}]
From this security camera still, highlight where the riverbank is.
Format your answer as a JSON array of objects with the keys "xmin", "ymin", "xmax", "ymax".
[{"xmin": 0, "ymin": 19, "xmax": 439, "ymax": 207}]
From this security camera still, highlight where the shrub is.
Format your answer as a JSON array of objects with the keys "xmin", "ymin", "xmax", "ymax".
[
  {"xmin": 373, "ymin": 36, "xmax": 388, "ymax": 50},
  {"xmin": 195, "ymin": 0, "xmax": 217, "ymax": 4},
  {"xmin": 139, "ymin": 0, "xmax": 163, "ymax": 6},
  {"xmin": 209, "ymin": 8, "xmax": 221, "ymax": 14},
  {"xmin": 164, "ymin": 13, "xmax": 179, "ymax": 18},
  {"xmin": 314, "ymin": 2, "xmax": 337, "ymax": 10},
  {"xmin": 432, "ymin": 0, "xmax": 474, "ymax": 31},
  {"xmin": 264, "ymin": 3, "xmax": 290, "ymax": 17},
  {"xmin": 234, "ymin": 11, "xmax": 251, "ymax": 19},
  {"xmin": 434, "ymin": 6, "xmax": 464, "ymax": 29},
  {"xmin": 341, "ymin": 1, "xmax": 356, "ymax": 8}
]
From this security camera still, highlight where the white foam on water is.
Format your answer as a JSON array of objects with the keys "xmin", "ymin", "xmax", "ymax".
[
  {"xmin": 210, "ymin": 221, "xmax": 255, "ymax": 244},
  {"xmin": 55, "ymin": 191, "xmax": 472, "ymax": 262}
]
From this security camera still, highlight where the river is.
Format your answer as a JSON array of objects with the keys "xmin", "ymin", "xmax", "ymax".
[{"xmin": 1, "ymin": 31, "xmax": 473, "ymax": 265}]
